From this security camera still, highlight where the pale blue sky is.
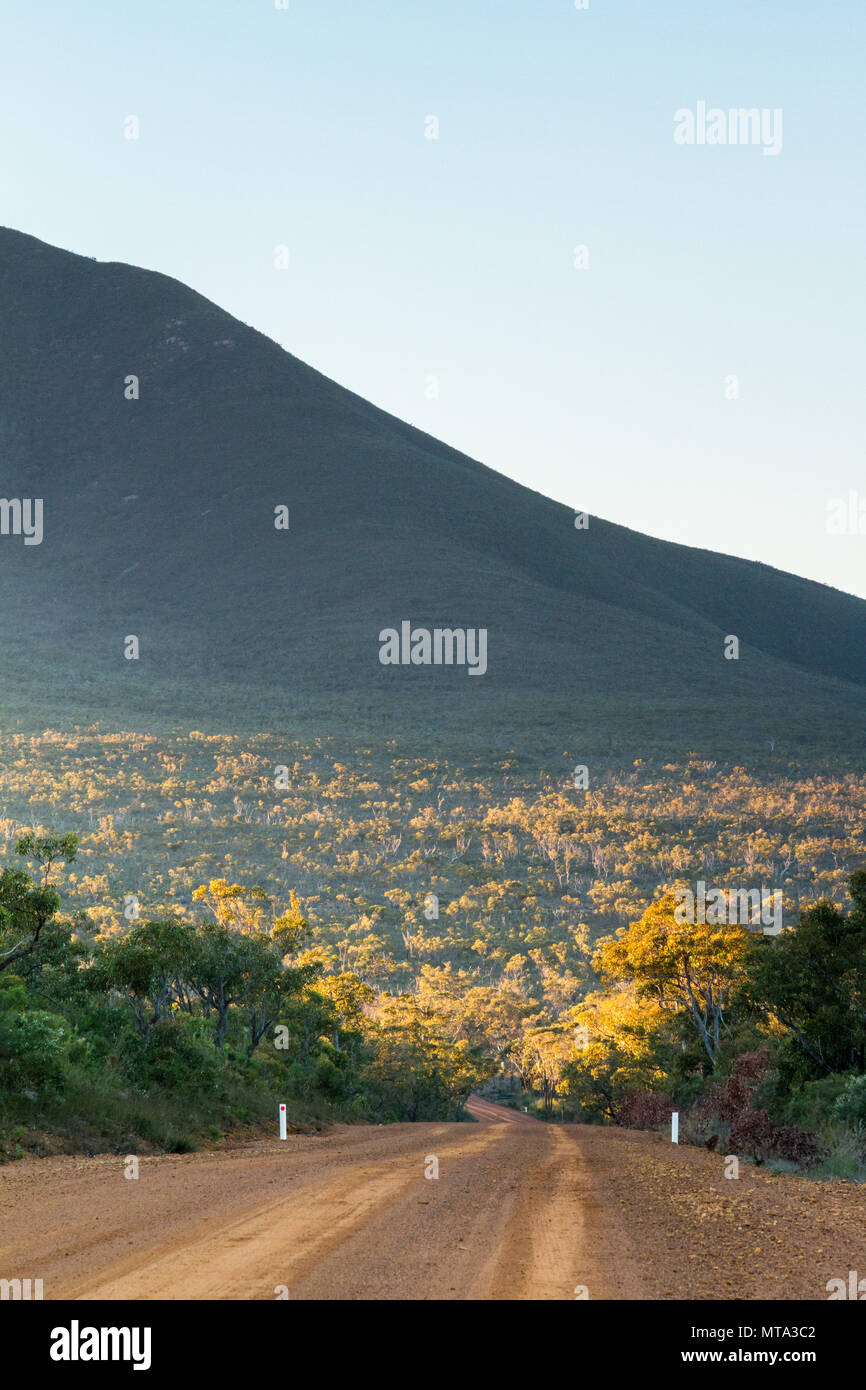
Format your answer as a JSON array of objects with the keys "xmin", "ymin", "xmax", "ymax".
[{"xmin": 2, "ymin": 0, "xmax": 864, "ymax": 597}]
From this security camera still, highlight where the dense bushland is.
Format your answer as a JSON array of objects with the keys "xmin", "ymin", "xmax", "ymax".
[
  {"xmin": 561, "ymin": 873, "xmax": 866, "ymax": 1178},
  {"xmin": 0, "ymin": 835, "xmax": 490, "ymax": 1156}
]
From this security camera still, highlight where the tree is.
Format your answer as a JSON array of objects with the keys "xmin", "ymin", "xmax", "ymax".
[
  {"xmin": 560, "ymin": 986, "xmax": 676, "ymax": 1120},
  {"xmin": 363, "ymin": 996, "xmax": 492, "ymax": 1120},
  {"xmin": 271, "ymin": 894, "xmax": 310, "ymax": 957},
  {"xmin": 88, "ymin": 918, "xmax": 196, "ymax": 1045},
  {"xmin": 0, "ymin": 833, "xmax": 78, "ymax": 976},
  {"xmin": 0, "ymin": 972, "xmax": 74, "ymax": 1089},
  {"xmin": 595, "ymin": 893, "xmax": 751, "ymax": 1066},
  {"xmin": 743, "ymin": 871, "xmax": 866, "ymax": 1083},
  {"xmin": 191, "ymin": 878, "xmax": 270, "ymax": 933},
  {"xmin": 512, "ymin": 1017, "xmax": 573, "ymax": 1112},
  {"xmin": 242, "ymin": 938, "xmax": 316, "ymax": 1057},
  {"xmin": 189, "ymin": 882, "xmax": 314, "ymax": 1052},
  {"xmin": 414, "ymin": 965, "xmax": 533, "ymax": 1073},
  {"xmin": 186, "ymin": 921, "xmax": 256, "ymax": 1051}
]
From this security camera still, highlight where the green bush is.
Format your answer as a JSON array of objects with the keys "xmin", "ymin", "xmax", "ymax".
[
  {"xmin": 0, "ymin": 974, "xmax": 29, "ymax": 1015},
  {"xmin": 124, "ymin": 1016, "xmax": 222, "ymax": 1093},
  {"xmin": 816, "ymin": 1133, "xmax": 865, "ymax": 1181},
  {"xmin": 0, "ymin": 1008, "xmax": 73, "ymax": 1090},
  {"xmin": 774, "ymin": 1073, "xmax": 851, "ymax": 1129},
  {"xmin": 833, "ymin": 1074, "xmax": 866, "ymax": 1127}
]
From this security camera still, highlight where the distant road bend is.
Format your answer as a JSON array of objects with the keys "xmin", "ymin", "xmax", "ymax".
[{"xmin": 2, "ymin": 1097, "xmax": 865, "ymax": 1300}]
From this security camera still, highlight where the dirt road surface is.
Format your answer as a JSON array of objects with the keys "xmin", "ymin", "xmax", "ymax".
[{"xmin": 2, "ymin": 1097, "xmax": 865, "ymax": 1300}]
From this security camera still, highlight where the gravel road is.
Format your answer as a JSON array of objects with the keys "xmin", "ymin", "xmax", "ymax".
[{"xmin": 2, "ymin": 1097, "xmax": 863, "ymax": 1300}]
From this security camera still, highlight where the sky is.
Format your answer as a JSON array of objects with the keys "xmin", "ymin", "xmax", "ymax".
[{"xmin": 1, "ymin": 0, "xmax": 864, "ymax": 597}]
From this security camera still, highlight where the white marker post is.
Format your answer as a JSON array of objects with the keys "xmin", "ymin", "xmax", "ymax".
[
  {"xmin": 279, "ymin": 1103, "xmax": 287, "ymax": 1141},
  {"xmin": 671, "ymin": 1111, "xmax": 679, "ymax": 1144}
]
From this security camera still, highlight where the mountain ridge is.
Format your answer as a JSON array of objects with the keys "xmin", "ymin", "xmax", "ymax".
[{"xmin": 0, "ymin": 226, "xmax": 862, "ymax": 752}]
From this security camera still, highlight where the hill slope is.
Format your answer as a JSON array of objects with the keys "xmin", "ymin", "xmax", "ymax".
[{"xmin": 0, "ymin": 227, "xmax": 862, "ymax": 754}]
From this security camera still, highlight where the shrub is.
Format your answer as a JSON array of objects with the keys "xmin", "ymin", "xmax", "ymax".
[
  {"xmin": 729, "ymin": 1107, "xmax": 819, "ymax": 1166},
  {"xmin": 696, "ymin": 1049, "xmax": 773, "ymax": 1124},
  {"xmin": 815, "ymin": 1129, "xmax": 866, "ymax": 1181},
  {"xmin": 833, "ymin": 1074, "xmax": 866, "ymax": 1127},
  {"xmin": 770, "ymin": 1122, "xmax": 820, "ymax": 1165},
  {"xmin": 776, "ymin": 1073, "xmax": 851, "ymax": 1129},
  {"xmin": 123, "ymin": 1017, "xmax": 221, "ymax": 1093},
  {"xmin": 0, "ymin": 1009, "xmax": 72, "ymax": 1090},
  {"xmin": 728, "ymin": 1107, "xmax": 776, "ymax": 1157},
  {"xmin": 617, "ymin": 1090, "xmax": 674, "ymax": 1129}
]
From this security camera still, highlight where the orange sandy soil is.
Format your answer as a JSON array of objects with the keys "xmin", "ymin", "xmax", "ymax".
[{"xmin": 1, "ymin": 1097, "xmax": 863, "ymax": 1300}]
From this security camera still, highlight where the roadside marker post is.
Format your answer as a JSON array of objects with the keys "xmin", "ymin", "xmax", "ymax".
[
  {"xmin": 671, "ymin": 1111, "xmax": 679, "ymax": 1144},
  {"xmin": 279, "ymin": 1103, "xmax": 287, "ymax": 1140}
]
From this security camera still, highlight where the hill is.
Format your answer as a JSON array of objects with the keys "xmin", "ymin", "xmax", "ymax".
[{"xmin": 0, "ymin": 227, "xmax": 862, "ymax": 756}]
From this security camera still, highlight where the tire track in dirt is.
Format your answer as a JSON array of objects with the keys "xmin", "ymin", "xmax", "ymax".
[
  {"xmin": 74, "ymin": 1124, "xmax": 501, "ymax": 1300},
  {"xmin": 5, "ymin": 1098, "xmax": 866, "ymax": 1300},
  {"xmin": 0, "ymin": 1121, "xmax": 465, "ymax": 1298},
  {"xmin": 289, "ymin": 1102, "xmax": 546, "ymax": 1299},
  {"xmin": 473, "ymin": 1123, "xmax": 647, "ymax": 1300}
]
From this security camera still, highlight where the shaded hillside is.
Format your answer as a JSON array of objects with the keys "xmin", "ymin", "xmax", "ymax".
[{"xmin": 0, "ymin": 227, "xmax": 862, "ymax": 754}]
